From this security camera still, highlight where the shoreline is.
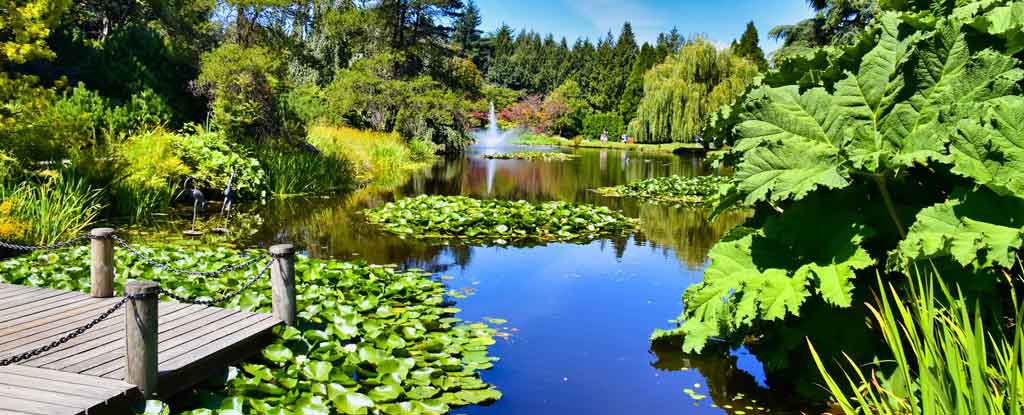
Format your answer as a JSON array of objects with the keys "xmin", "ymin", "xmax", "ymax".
[{"xmin": 510, "ymin": 134, "xmax": 707, "ymax": 154}]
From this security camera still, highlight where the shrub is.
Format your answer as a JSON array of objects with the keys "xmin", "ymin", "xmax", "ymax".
[
  {"xmin": 171, "ymin": 129, "xmax": 267, "ymax": 198},
  {"xmin": 196, "ymin": 44, "xmax": 285, "ymax": 139},
  {"xmin": 582, "ymin": 112, "xmax": 625, "ymax": 140},
  {"xmin": 111, "ymin": 129, "xmax": 190, "ymax": 220},
  {"xmin": 407, "ymin": 138, "xmax": 436, "ymax": 162}
]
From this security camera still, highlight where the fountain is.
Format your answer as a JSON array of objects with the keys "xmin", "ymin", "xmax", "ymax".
[{"xmin": 475, "ymin": 102, "xmax": 516, "ymax": 149}]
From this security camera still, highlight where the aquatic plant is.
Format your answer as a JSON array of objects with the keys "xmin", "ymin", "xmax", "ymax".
[
  {"xmin": 258, "ymin": 147, "xmax": 355, "ymax": 198},
  {"xmin": 480, "ymin": 152, "xmax": 576, "ymax": 162},
  {"xmin": 0, "ymin": 173, "xmax": 104, "ymax": 245},
  {"xmin": 308, "ymin": 126, "xmax": 426, "ymax": 182},
  {"xmin": 365, "ymin": 195, "xmax": 638, "ymax": 244},
  {"xmin": 0, "ymin": 244, "xmax": 502, "ymax": 414},
  {"xmin": 595, "ymin": 175, "xmax": 730, "ymax": 204},
  {"xmin": 811, "ymin": 272, "xmax": 1024, "ymax": 415}
]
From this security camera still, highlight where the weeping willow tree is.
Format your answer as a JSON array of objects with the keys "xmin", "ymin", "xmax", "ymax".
[{"xmin": 630, "ymin": 38, "xmax": 759, "ymax": 144}]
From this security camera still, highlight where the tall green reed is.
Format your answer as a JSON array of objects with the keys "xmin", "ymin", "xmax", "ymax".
[
  {"xmin": 0, "ymin": 174, "xmax": 105, "ymax": 244},
  {"xmin": 810, "ymin": 272, "xmax": 1024, "ymax": 415},
  {"xmin": 258, "ymin": 148, "xmax": 354, "ymax": 197}
]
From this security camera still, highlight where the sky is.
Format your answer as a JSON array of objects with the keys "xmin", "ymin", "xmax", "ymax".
[{"xmin": 472, "ymin": 0, "xmax": 815, "ymax": 53}]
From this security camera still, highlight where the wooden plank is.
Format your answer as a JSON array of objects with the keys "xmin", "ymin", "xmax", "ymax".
[
  {"xmin": 0, "ymin": 299, "xmax": 126, "ymax": 351},
  {"xmin": 0, "ymin": 295, "xmax": 124, "ymax": 337},
  {"xmin": 0, "ymin": 395, "xmax": 82, "ymax": 415},
  {"xmin": 81, "ymin": 306, "xmax": 244, "ymax": 377},
  {"xmin": 0, "ymin": 285, "xmax": 44, "ymax": 300},
  {"xmin": 0, "ymin": 291, "xmax": 89, "ymax": 321},
  {"xmin": 0, "ymin": 371, "xmax": 123, "ymax": 397},
  {"xmin": 0, "ymin": 288, "xmax": 73, "ymax": 311},
  {"xmin": 35, "ymin": 303, "xmax": 197, "ymax": 371},
  {"xmin": 0, "ymin": 384, "xmax": 102, "ymax": 409}
]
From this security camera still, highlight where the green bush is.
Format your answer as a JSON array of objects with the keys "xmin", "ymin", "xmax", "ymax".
[
  {"xmin": 407, "ymin": 138, "xmax": 436, "ymax": 162},
  {"xmin": 582, "ymin": 112, "xmax": 625, "ymax": 140},
  {"xmin": 171, "ymin": 129, "xmax": 267, "ymax": 198},
  {"xmin": 197, "ymin": 44, "xmax": 286, "ymax": 139}
]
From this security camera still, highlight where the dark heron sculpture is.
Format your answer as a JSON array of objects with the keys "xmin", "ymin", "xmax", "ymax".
[
  {"xmin": 221, "ymin": 167, "xmax": 236, "ymax": 218},
  {"xmin": 178, "ymin": 178, "xmax": 206, "ymax": 234}
]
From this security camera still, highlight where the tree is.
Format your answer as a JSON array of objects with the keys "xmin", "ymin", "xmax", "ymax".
[
  {"xmin": 629, "ymin": 37, "xmax": 759, "ymax": 144},
  {"xmin": 732, "ymin": 21, "xmax": 768, "ymax": 70},
  {"xmin": 619, "ymin": 42, "xmax": 657, "ymax": 121},
  {"xmin": 0, "ymin": 0, "xmax": 70, "ymax": 64},
  {"xmin": 769, "ymin": 0, "xmax": 878, "ymax": 64},
  {"xmin": 453, "ymin": 0, "xmax": 482, "ymax": 57},
  {"xmin": 374, "ymin": 0, "xmax": 465, "ymax": 77}
]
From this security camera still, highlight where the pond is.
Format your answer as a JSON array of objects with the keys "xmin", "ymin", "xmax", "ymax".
[{"xmin": 137, "ymin": 145, "xmax": 812, "ymax": 414}]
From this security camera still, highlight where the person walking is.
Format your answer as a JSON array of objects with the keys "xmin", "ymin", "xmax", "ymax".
[{"xmin": 600, "ymin": 128, "xmax": 609, "ymax": 142}]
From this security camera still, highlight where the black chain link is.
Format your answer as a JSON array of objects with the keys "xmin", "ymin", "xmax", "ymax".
[
  {"xmin": 0, "ymin": 293, "xmax": 149, "ymax": 366},
  {"xmin": 0, "ymin": 233, "xmax": 100, "ymax": 252},
  {"xmin": 112, "ymin": 235, "xmax": 266, "ymax": 277},
  {"xmin": 158, "ymin": 259, "xmax": 274, "ymax": 306}
]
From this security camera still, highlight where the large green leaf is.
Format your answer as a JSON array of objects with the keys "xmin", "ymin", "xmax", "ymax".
[
  {"xmin": 950, "ymin": 96, "xmax": 1024, "ymax": 198},
  {"xmin": 899, "ymin": 188, "xmax": 1024, "ymax": 269},
  {"xmin": 677, "ymin": 194, "xmax": 875, "ymax": 352},
  {"xmin": 734, "ymin": 140, "xmax": 850, "ymax": 205}
]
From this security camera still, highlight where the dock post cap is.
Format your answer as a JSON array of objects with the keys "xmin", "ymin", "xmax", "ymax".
[
  {"xmin": 125, "ymin": 280, "xmax": 160, "ymax": 294},
  {"xmin": 269, "ymin": 244, "xmax": 295, "ymax": 256},
  {"xmin": 90, "ymin": 227, "xmax": 116, "ymax": 237}
]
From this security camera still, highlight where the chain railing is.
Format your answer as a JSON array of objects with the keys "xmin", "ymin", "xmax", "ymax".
[
  {"xmin": 0, "ymin": 233, "xmax": 106, "ymax": 252},
  {"xmin": 0, "ymin": 230, "xmax": 296, "ymax": 371}
]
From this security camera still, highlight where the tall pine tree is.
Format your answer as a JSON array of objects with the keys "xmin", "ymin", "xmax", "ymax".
[
  {"xmin": 619, "ymin": 42, "xmax": 657, "ymax": 121},
  {"xmin": 732, "ymin": 21, "xmax": 768, "ymax": 70},
  {"xmin": 453, "ymin": 0, "xmax": 483, "ymax": 57}
]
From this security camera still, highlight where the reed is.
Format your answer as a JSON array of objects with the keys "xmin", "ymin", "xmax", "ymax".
[
  {"xmin": 810, "ymin": 272, "xmax": 1024, "ymax": 415},
  {"xmin": 0, "ymin": 173, "xmax": 105, "ymax": 244}
]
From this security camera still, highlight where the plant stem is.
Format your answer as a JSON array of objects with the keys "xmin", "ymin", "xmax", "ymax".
[{"xmin": 875, "ymin": 175, "xmax": 906, "ymax": 239}]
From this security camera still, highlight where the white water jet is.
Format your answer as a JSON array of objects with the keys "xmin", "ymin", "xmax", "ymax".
[{"xmin": 476, "ymin": 102, "xmax": 517, "ymax": 149}]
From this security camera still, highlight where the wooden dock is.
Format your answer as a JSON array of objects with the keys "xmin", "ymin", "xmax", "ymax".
[{"xmin": 0, "ymin": 283, "xmax": 281, "ymax": 415}]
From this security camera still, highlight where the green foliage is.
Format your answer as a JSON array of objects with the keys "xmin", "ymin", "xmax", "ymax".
[
  {"xmin": 630, "ymin": 37, "xmax": 759, "ymax": 144},
  {"xmin": 172, "ymin": 130, "xmax": 267, "ymax": 198},
  {"xmin": 257, "ymin": 147, "xmax": 354, "ymax": 197},
  {"xmin": 365, "ymin": 195, "xmax": 639, "ymax": 244},
  {"xmin": 582, "ymin": 112, "xmax": 625, "ymax": 140},
  {"xmin": 0, "ymin": 0, "xmax": 69, "ymax": 64},
  {"xmin": 667, "ymin": 9, "xmax": 1024, "ymax": 353},
  {"xmin": 0, "ymin": 244, "xmax": 501, "ymax": 413},
  {"xmin": 480, "ymin": 151, "xmax": 576, "ymax": 161},
  {"xmin": 811, "ymin": 272, "xmax": 1024, "ymax": 415},
  {"xmin": 197, "ymin": 44, "xmax": 287, "ymax": 139},
  {"xmin": 0, "ymin": 172, "xmax": 103, "ymax": 245},
  {"xmin": 619, "ymin": 43, "xmax": 659, "ymax": 122},
  {"xmin": 595, "ymin": 175, "xmax": 730, "ymax": 204},
  {"xmin": 732, "ymin": 21, "xmax": 768, "ymax": 70}
]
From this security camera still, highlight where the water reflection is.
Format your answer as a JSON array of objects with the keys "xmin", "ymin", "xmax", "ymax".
[{"xmin": 130, "ymin": 147, "xmax": 794, "ymax": 414}]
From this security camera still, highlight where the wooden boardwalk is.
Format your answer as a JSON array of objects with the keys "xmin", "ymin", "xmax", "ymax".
[{"xmin": 0, "ymin": 283, "xmax": 281, "ymax": 415}]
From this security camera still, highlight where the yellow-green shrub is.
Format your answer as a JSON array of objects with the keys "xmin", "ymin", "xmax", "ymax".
[{"xmin": 307, "ymin": 125, "xmax": 421, "ymax": 179}]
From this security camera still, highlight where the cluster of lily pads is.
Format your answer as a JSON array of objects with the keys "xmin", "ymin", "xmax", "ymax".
[
  {"xmin": 595, "ymin": 175, "xmax": 730, "ymax": 204},
  {"xmin": 0, "ymin": 243, "xmax": 501, "ymax": 415},
  {"xmin": 365, "ymin": 195, "xmax": 638, "ymax": 244},
  {"xmin": 480, "ymin": 152, "xmax": 576, "ymax": 162}
]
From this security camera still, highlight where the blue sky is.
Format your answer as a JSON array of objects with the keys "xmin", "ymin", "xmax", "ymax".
[{"xmin": 473, "ymin": 0, "xmax": 815, "ymax": 53}]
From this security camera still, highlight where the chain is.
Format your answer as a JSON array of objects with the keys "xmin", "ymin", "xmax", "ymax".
[
  {"xmin": 0, "ymin": 293, "xmax": 149, "ymax": 366},
  {"xmin": 0, "ymin": 234, "xmax": 98, "ymax": 252},
  {"xmin": 112, "ymin": 235, "xmax": 266, "ymax": 277},
  {"xmin": 158, "ymin": 259, "xmax": 274, "ymax": 306}
]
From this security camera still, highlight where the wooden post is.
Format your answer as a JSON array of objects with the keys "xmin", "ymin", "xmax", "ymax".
[
  {"xmin": 90, "ymin": 228, "xmax": 115, "ymax": 298},
  {"xmin": 125, "ymin": 280, "xmax": 159, "ymax": 398},
  {"xmin": 269, "ymin": 244, "xmax": 297, "ymax": 326}
]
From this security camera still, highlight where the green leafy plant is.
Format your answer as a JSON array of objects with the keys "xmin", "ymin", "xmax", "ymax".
[
  {"xmin": 595, "ymin": 175, "xmax": 730, "ymax": 204},
  {"xmin": 0, "ymin": 244, "xmax": 502, "ymax": 414},
  {"xmin": 258, "ymin": 147, "xmax": 354, "ymax": 198},
  {"xmin": 811, "ymin": 272, "xmax": 1024, "ymax": 415},
  {"xmin": 365, "ymin": 195, "xmax": 638, "ymax": 244},
  {"xmin": 663, "ymin": 9, "xmax": 1024, "ymax": 353},
  {"xmin": 0, "ymin": 172, "xmax": 104, "ymax": 245},
  {"xmin": 480, "ymin": 152, "xmax": 576, "ymax": 161}
]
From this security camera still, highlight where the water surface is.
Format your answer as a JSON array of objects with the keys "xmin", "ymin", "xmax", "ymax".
[{"xmin": 143, "ymin": 146, "xmax": 811, "ymax": 414}]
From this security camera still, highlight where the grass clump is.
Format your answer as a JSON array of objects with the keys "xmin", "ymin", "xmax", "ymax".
[
  {"xmin": 308, "ymin": 125, "xmax": 429, "ymax": 182},
  {"xmin": 258, "ymin": 147, "xmax": 355, "ymax": 197},
  {"xmin": 0, "ymin": 173, "xmax": 104, "ymax": 245},
  {"xmin": 481, "ymin": 152, "xmax": 576, "ymax": 161},
  {"xmin": 365, "ymin": 195, "xmax": 638, "ymax": 244},
  {"xmin": 811, "ymin": 273, "xmax": 1024, "ymax": 415},
  {"xmin": 0, "ymin": 244, "xmax": 502, "ymax": 413},
  {"xmin": 595, "ymin": 175, "xmax": 729, "ymax": 204}
]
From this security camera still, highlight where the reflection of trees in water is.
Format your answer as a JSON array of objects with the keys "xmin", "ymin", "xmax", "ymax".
[
  {"xmin": 636, "ymin": 206, "xmax": 752, "ymax": 269},
  {"xmin": 650, "ymin": 340, "xmax": 815, "ymax": 415}
]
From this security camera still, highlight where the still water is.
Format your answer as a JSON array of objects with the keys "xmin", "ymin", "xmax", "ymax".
[{"xmin": 149, "ymin": 146, "xmax": 807, "ymax": 414}]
